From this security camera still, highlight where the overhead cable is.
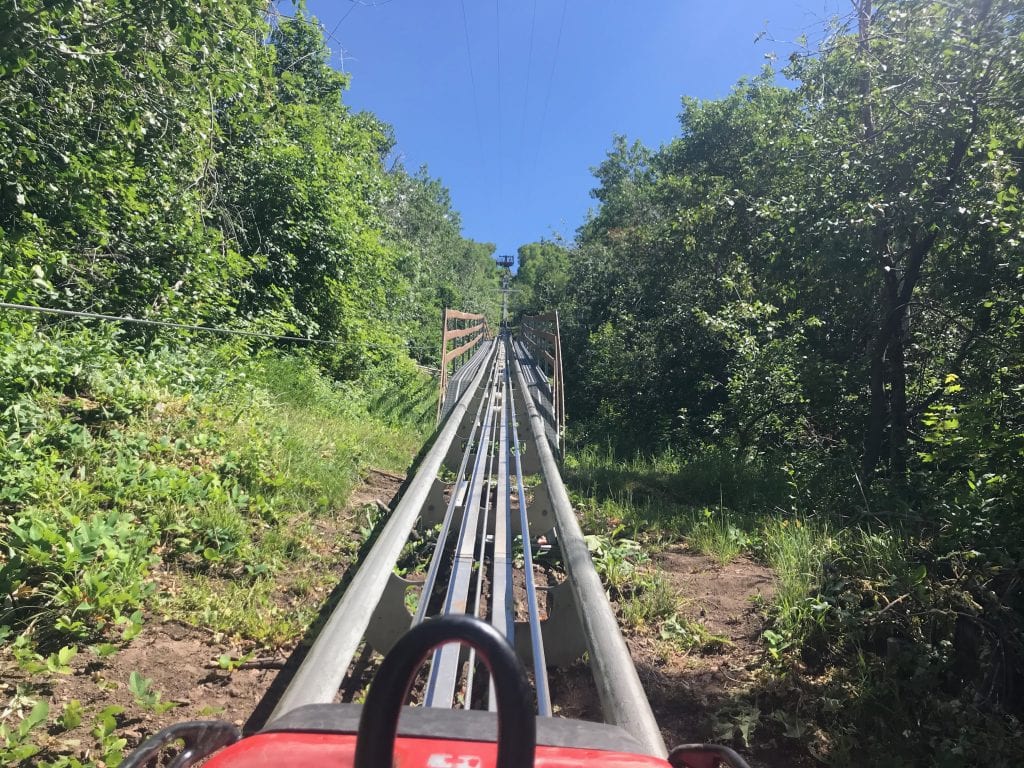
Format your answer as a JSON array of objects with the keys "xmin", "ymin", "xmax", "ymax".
[
  {"xmin": 495, "ymin": 0, "xmax": 504, "ymax": 202},
  {"xmin": 533, "ymin": 0, "xmax": 568, "ymax": 179},
  {"xmin": 0, "ymin": 301, "xmax": 342, "ymax": 346},
  {"xmin": 518, "ymin": 0, "xmax": 539, "ymax": 193},
  {"xmin": 459, "ymin": 0, "xmax": 487, "ymax": 175}
]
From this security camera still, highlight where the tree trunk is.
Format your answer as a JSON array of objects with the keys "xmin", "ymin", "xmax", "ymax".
[
  {"xmin": 864, "ymin": 330, "xmax": 888, "ymax": 477},
  {"xmin": 888, "ymin": 327, "xmax": 908, "ymax": 477}
]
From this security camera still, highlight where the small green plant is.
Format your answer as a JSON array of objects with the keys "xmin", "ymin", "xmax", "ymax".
[
  {"xmin": 92, "ymin": 705, "xmax": 127, "ymax": 766},
  {"xmin": 46, "ymin": 645, "xmax": 78, "ymax": 674},
  {"xmin": 585, "ymin": 532, "xmax": 648, "ymax": 592},
  {"xmin": 620, "ymin": 574, "xmax": 678, "ymax": 628},
  {"xmin": 660, "ymin": 614, "xmax": 732, "ymax": 653},
  {"xmin": 710, "ymin": 702, "xmax": 761, "ymax": 748},
  {"xmin": 0, "ymin": 698, "xmax": 48, "ymax": 764},
  {"xmin": 127, "ymin": 672, "xmax": 176, "ymax": 714},
  {"xmin": 58, "ymin": 700, "xmax": 84, "ymax": 731},
  {"xmin": 92, "ymin": 643, "xmax": 119, "ymax": 658},
  {"xmin": 761, "ymin": 628, "xmax": 795, "ymax": 661},
  {"xmin": 217, "ymin": 651, "xmax": 256, "ymax": 672},
  {"xmin": 14, "ymin": 644, "xmax": 77, "ymax": 676}
]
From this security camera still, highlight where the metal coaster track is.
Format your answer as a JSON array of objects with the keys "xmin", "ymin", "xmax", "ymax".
[{"xmin": 264, "ymin": 318, "xmax": 666, "ymax": 757}]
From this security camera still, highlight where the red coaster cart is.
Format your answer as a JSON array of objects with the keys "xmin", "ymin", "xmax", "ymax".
[{"xmin": 122, "ymin": 616, "xmax": 750, "ymax": 768}]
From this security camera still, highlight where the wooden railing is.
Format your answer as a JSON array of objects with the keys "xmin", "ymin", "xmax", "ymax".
[
  {"xmin": 437, "ymin": 308, "xmax": 490, "ymax": 423},
  {"xmin": 520, "ymin": 310, "xmax": 565, "ymax": 447}
]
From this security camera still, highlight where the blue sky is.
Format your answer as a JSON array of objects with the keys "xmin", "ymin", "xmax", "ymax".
[{"xmin": 304, "ymin": 0, "xmax": 846, "ymax": 261}]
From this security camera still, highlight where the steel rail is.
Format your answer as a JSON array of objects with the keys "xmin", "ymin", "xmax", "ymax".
[
  {"xmin": 492, "ymin": 350, "xmax": 514, "ymax": 645},
  {"xmin": 508, "ymin": 352, "xmax": 552, "ymax": 716},
  {"xmin": 425, "ymin": 348, "xmax": 504, "ymax": 707},
  {"xmin": 412, "ymin": 352, "xmax": 496, "ymax": 626},
  {"xmin": 269, "ymin": 339, "xmax": 498, "ymax": 720},
  {"xmin": 463, "ymin": 360, "xmax": 502, "ymax": 707},
  {"xmin": 487, "ymin": 345, "xmax": 515, "ymax": 712},
  {"xmin": 511, "ymin": 340, "xmax": 667, "ymax": 758},
  {"xmin": 440, "ymin": 341, "xmax": 491, "ymax": 421}
]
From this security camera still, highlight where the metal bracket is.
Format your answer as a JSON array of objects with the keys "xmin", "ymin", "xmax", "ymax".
[
  {"xmin": 514, "ymin": 438, "xmax": 542, "ymax": 476},
  {"xmin": 419, "ymin": 479, "xmax": 448, "ymax": 529},
  {"xmin": 514, "ymin": 580, "xmax": 586, "ymax": 666},
  {"xmin": 369, "ymin": 575, "xmax": 584, "ymax": 668},
  {"xmin": 523, "ymin": 482, "xmax": 555, "ymax": 539},
  {"xmin": 364, "ymin": 573, "xmax": 419, "ymax": 656}
]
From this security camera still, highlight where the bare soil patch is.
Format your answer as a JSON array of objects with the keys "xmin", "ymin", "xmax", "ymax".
[
  {"xmin": 629, "ymin": 547, "xmax": 815, "ymax": 767},
  {"xmin": 543, "ymin": 548, "xmax": 777, "ymax": 741},
  {"xmin": 0, "ymin": 619, "xmax": 285, "ymax": 762},
  {"xmin": 348, "ymin": 467, "xmax": 405, "ymax": 512},
  {"xmin": 639, "ymin": 549, "xmax": 772, "ymax": 740}
]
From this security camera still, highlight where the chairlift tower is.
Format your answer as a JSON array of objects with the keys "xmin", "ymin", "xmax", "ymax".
[{"xmin": 496, "ymin": 255, "xmax": 514, "ymax": 329}]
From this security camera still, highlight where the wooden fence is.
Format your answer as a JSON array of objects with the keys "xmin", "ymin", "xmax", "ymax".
[
  {"xmin": 520, "ymin": 310, "xmax": 565, "ymax": 447},
  {"xmin": 437, "ymin": 308, "xmax": 490, "ymax": 423}
]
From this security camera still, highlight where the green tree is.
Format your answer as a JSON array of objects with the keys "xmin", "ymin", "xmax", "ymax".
[{"xmin": 511, "ymin": 240, "xmax": 570, "ymax": 317}]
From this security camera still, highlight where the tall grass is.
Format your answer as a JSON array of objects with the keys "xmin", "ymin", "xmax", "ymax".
[
  {"xmin": 564, "ymin": 442, "xmax": 790, "ymax": 515},
  {"xmin": 760, "ymin": 517, "xmax": 833, "ymax": 637},
  {"xmin": 688, "ymin": 509, "xmax": 751, "ymax": 564},
  {"xmin": 244, "ymin": 355, "xmax": 430, "ymax": 516}
]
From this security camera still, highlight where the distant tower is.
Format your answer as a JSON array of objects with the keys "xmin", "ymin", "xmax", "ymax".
[{"xmin": 495, "ymin": 255, "xmax": 514, "ymax": 330}]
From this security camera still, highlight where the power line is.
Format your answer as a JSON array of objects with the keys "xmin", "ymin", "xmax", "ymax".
[
  {"xmin": 518, "ymin": 0, "xmax": 538, "ymax": 195},
  {"xmin": 0, "ymin": 302, "xmax": 343, "ymax": 346},
  {"xmin": 323, "ymin": 4, "xmax": 358, "ymax": 71},
  {"xmin": 459, "ymin": 0, "xmax": 487, "ymax": 176},
  {"xmin": 533, "ymin": 0, "xmax": 568, "ymax": 181},
  {"xmin": 495, "ymin": 0, "xmax": 504, "ymax": 203}
]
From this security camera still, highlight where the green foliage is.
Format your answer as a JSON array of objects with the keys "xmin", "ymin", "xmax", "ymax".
[
  {"xmin": 0, "ymin": 0, "xmax": 466, "ymax": 657},
  {"xmin": 510, "ymin": 240, "xmax": 570, "ymax": 318},
  {"xmin": 553, "ymin": 4, "xmax": 1024, "ymax": 763},
  {"xmin": 0, "ymin": 330, "xmax": 431, "ymax": 647},
  {"xmin": 17, "ymin": 645, "xmax": 78, "ymax": 676},
  {"xmin": 0, "ymin": 3, "xmax": 490, "ymax": 766},
  {"xmin": 567, "ymin": 437, "xmax": 1024, "ymax": 764},
  {"xmin": 58, "ymin": 700, "xmax": 83, "ymax": 732},
  {"xmin": 384, "ymin": 168, "xmax": 502, "ymax": 362},
  {"xmin": 0, "ymin": 698, "xmax": 48, "ymax": 765},
  {"xmin": 91, "ymin": 705, "xmax": 126, "ymax": 766},
  {"xmin": 216, "ymin": 651, "xmax": 255, "ymax": 672},
  {"xmin": 0, "ymin": 0, "xmax": 261, "ymax": 319},
  {"xmin": 1, "ymin": 0, "xmax": 494, "ymax": 375},
  {"xmin": 585, "ymin": 532, "xmax": 649, "ymax": 593},
  {"xmin": 757, "ymin": 518, "xmax": 832, "ymax": 648},
  {"xmin": 688, "ymin": 509, "xmax": 750, "ymax": 565},
  {"xmin": 659, "ymin": 614, "xmax": 731, "ymax": 653},
  {"xmin": 127, "ymin": 672, "xmax": 175, "ymax": 714}
]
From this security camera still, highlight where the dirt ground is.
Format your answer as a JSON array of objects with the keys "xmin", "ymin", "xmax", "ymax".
[
  {"xmin": 542, "ymin": 545, "xmax": 788, "ymax": 762},
  {"xmin": 643, "ymin": 547, "xmax": 774, "ymax": 742},
  {"xmin": 534, "ymin": 544, "xmax": 793, "ymax": 765},
  {"xmin": 635, "ymin": 547, "xmax": 813, "ymax": 767}
]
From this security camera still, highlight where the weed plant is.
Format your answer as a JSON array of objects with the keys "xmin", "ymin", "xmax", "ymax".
[
  {"xmin": 758, "ymin": 517, "xmax": 832, "ymax": 643},
  {"xmin": 566, "ymin": 439, "xmax": 1024, "ymax": 765},
  {"xmin": 0, "ymin": 326, "xmax": 436, "ymax": 766},
  {"xmin": 687, "ymin": 508, "xmax": 752, "ymax": 564}
]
